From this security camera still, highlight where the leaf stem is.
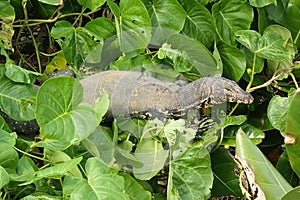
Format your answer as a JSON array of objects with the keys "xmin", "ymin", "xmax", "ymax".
[
  {"xmin": 289, "ymin": 72, "xmax": 299, "ymax": 89},
  {"xmin": 246, "ymin": 53, "xmax": 257, "ymax": 92},
  {"xmin": 294, "ymin": 30, "xmax": 300, "ymax": 45},
  {"xmin": 22, "ymin": 0, "xmax": 42, "ymax": 72},
  {"xmin": 14, "ymin": 146, "xmax": 49, "ymax": 162},
  {"xmin": 247, "ymin": 73, "xmax": 283, "ymax": 92},
  {"xmin": 228, "ymin": 103, "xmax": 240, "ymax": 116}
]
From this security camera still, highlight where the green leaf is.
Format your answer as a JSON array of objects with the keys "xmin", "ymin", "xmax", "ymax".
[
  {"xmin": 181, "ymin": 0, "xmax": 215, "ymax": 47},
  {"xmin": 5, "ymin": 63, "xmax": 42, "ymax": 84},
  {"xmin": 223, "ymin": 115, "xmax": 247, "ymax": 128},
  {"xmin": 36, "ymin": 77, "xmax": 99, "ymax": 150},
  {"xmin": 10, "ymin": 157, "xmax": 37, "ymax": 182},
  {"xmin": 0, "ymin": 144, "xmax": 18, "ymax": 170},
  {"xmin": 211, "ymin": 148, "xmax": 242, "ymax": 197},
  {"xmin": 169, "ymin": 142, "xmax": 213, "ymax": 199},
  {"xmin": 158, "ymin": 34, "xmax": 219, "ymax": 76},
  {"xmin": 133, "ymin": 138, "xmax": 168, "ymax": 180},
  {"xmin": 51, "ymin": 21, "xmax": 101, "ymax": 71},
  {"xmin": 223, "ymin": 123, "xmax": 265, "ymax": 146},
  {"xmin": 249, "ymin": 0, "xmax": 276, "ymax": 8},
  {"xmin": 265, "ymin": 25, "xmax": 296, "ymax": 77},
  {"xmin": 235, "ymin": 29, "xmax": 291, "ymax": 61},
  {"xmin": 67, "ymin": 158, "xmax": 127, "ymax": 199},
  {"xmin": 235, "ymin": 129, "xmax": 292, "ymax": 199},
  {"xmin": 267, "ymin": 95, "xmax": 291, "ymax": 134},
  {"xmin": 77, "ymin": 0, "xmax": 106, "ymax": 11},
  {"xmin": 0, "ymin": 166, "xmax": 9, "ymax": 189},
  {"xmin": 83, "ymin": 127, "xmax": 115, "ymax": 164},
  {"xmin": 115, "ymin": 140, "xmax": 144, "ymax": 168},
  {"xmin": 94, "ymin": 91, "xmax": 110, "ymax": 121},
  {"xmin": 212, "ymin": 0, "xmax": 253, "ymax": 45},
  {"xmin": 108, "ymin": 0, "xmax": 152, "ymax": 53},
  {"xmin": 11, "ymin": 159, "xmax": 36, "ymax": 184},
  {"xmin": 142, "ymin": 0, "xmax": 186, "ymax": 45},
  {"xmin": 0, "ymin": 114, "xmax": 11, "ymax": 132},
  {"xmin": 119, "ymin": 173, "xmax": 152, "ymax": 200},
  {"xmin": 0, "ymin": 69, "xmax": 35, "ymax": 120},
  {"xmin": 218, "ymin": 42, "xmax": 246, "ymax": 81},
  {"xmin": 35, "ymin": 157, "xmax": 82, "ymax": 180},
  {"xmin": 285, "ymin": 89, "xmax": 300, "ymax": 178},
  {"xmin": 284, "ymin": 0, "xmax": 300, "ymax": 48},
  {"xmin": 84, "ymin": 18, "xmax": 116, "ymax": 40},
  {"xmin": 45, "ymin": 150, "xmax": 82, "ymax": 178},
  {"xmin": 276, "ymin": 151, "xmax": 299, "ymax": 187},
  {"xmin": 282, "ymin": 186, "xmax": 300, "ymax": 200},
  {"xmin": 0, "ymin": 129, "xmax": 16, "ymax": 147}
]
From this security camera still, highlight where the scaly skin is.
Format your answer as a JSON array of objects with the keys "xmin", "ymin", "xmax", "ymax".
[
  {"xmin": 2, "ymin": 70, "xmax": 254, "ymax": 134},
  {"xmin": 80, "ymin": 70, "xmax": 254, "ymax": 119}
]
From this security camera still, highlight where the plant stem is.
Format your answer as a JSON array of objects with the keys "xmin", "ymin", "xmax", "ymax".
[
  {"xmin": 294, "ymin": 30, "xmax": 300, "ymax": 45},
  {"xmin": 22, "ymin": 0, "xmax": 42, "ymax": 72},
  {"xmin": 289, "ymin": 72, "xmax": 299, "ymax": 89},
  {"xmin": 247, "ymin": 73, "xmax": 283, "ymax": 92},
  {"xmin": 228, "ymin": 103, "xmax": 240, "ymax": 116},
  {"xmin": 246, "ymin": 53, "xmax": 257, "ymax": 92},
  {"xmin": 14, "ymin": 146, "xmax": 48, "ymax": 162}
]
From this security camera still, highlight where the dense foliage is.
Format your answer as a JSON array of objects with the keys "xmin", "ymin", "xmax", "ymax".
[{"xmin": 0, "ymin": 0, "xmax": 300, "ymax": 199}]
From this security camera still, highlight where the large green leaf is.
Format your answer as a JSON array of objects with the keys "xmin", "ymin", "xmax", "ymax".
[
  {"xmin": 119, "ymin": 173, "xmax": 152, "ymax": 200},
  {"xmin": 267, "ymin": 95, "xmax": 291, "ymax": 134},
  {"xmin": 51, "ymin": 21, "xmax": 101, "ymax": 71},
  {"xmin": 285, "ymin": 89, "xmax": 300, "ymax": 177},
  {"xmin": 5, "ymin": 63, "xmax": 42, "ymax": 84},
  {"xmin": 35, "ymin": 77, "xmax": 99, "ymax": 150},
  {"xmin": 265, "ymin": 25, "xmax": 296, "ymax": 78},
  {"xmin": 218, "ymin": 42, "xmax": 246, "ymax": 81},
  {"xmin": 36, "ymin": 157, "xmax": 82, "ymax": 180},
  {"xmin": 84, "ymin": 18, "xmax": 116, "ymax": 40},
  {"xmin": 169, "ymin": 142, "xmax": 213, "ymax": 199},
  {"xmin": 66, "ymin": 158, "xmax": 128, "ymax": 199},
  {"xmin": 83, "ymin": 127, "xmax": 115, "ymax": 164},
  {"xmin": 284, "ymin": 0, "xmax": 300, "ymax": 48},
  {"xmin": 223, "ymin": 123, "xmax": 265, "ymax": 146},
  {"xmin": 235, "ymin": 29, "xmax": 291, "ymax": 61},
  {"xmin": 181, "ymin": 0, "xmax": 215, "ymax": 48},
  {"xmin": 133, "ymin": 138, "xmax": 168, "ymax": 180},
  {"xmin": 142, "ymin": 0, "xmax": 186, "ymax": 45},
  {"xmin": 10, "ymin": 157, "xmax": 37, "ymax": 182},
  {"xmin": 0, "ymin": 166, "xmax": 9, "ymax": 190},
  {"xmin": 276, "ymin": 151, "xmax": 299, "ymax": 187},
  {"xmin": 108, "ymin": 0, "xmax": 151, "ymax": 53},
  {"xmin": 0, "ymin": 68, "xmax": 35, "ymax": 120},
  {"xmin": 235, "ymin": 129, "xmax": 292, "ymax": 199},
  {"xmin": 282, "ymin": 186, "xmax": 300, "ymax": 200},
  {"xmin": 211, "ymin": 148, "xmax": 242, "ymax": 197},
  {"xmin": 0, "ymin": 130, "xmax": 18, "ymax": 169},
  {"xmin": 212, "ymin": 0, "xmax": 253, "ymax": 45},
  {"xmin": 158, "ymin": 34, "xmax": 219, "ymax": 77}
]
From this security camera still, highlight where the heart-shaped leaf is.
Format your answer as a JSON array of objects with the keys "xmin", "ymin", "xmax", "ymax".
[
  {"xmin": 169, "ymin": 142, "xmax": 213, "ymax": 199},
  {"xmin": 142, "ymin": 0, "xmax": 186, "ymax": 45},
  {"xmin": 212, "ymin": 0, "xmax": 253, "ymax": 45},
  {"xmin": 108, "ymin": 0, "xmax": 152, "ymax": 53},
  {"xmin": 36, "ymin": 77, "xmax": 99, "ymax": 150}
]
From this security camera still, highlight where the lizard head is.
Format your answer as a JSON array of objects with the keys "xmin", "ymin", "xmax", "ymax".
[{"xmin": 201, "ymin": 77, "xmax": 254, "ymax": 105}]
